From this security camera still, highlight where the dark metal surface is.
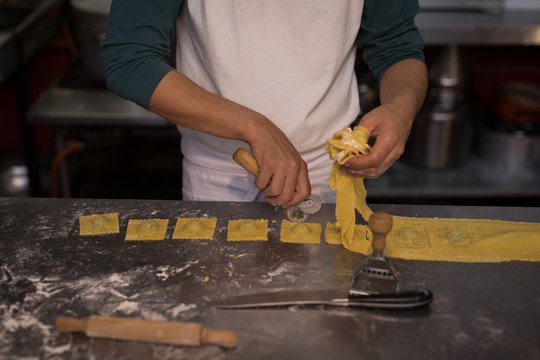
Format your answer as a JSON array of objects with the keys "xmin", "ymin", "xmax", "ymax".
[
  {"xmin": 367, "ymin": 155, "xmax": 540, "ymax": 200},
  {"xmin": 1, "ymin": 197, "xmax": 539, "ymax": 359},
  {"xmin": 416, "ymin": 10, "xmax": 540, "ymax": 46},
  {"xmin": 27, "ymin": 88, "xmax": 169, "ymax": 127}
]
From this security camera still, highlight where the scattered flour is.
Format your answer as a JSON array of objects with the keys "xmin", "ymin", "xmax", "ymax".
[
  {"xmin": 167, "ymin": 303, "xmax": 197, "ymax": 318},
  {"xmin": 115, "ymin": 300, "xmax": 140, "ymax": 314},
  {"xmin": 155, "ymin": 261, "xmax": 200, "ymax": 282},
  {"xmin": 259, "ymin": 262, "xmax": 300, "ymax": 285},
  {"xmin": 1, "ymin": 264, "xmax": 200, "ymax": 358}
]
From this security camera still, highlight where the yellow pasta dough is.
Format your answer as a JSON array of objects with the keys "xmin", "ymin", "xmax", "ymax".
[
  {"xmin": 79, "ymin": 213, "xmax": 120, "ymax": 236},
  {"xmin": 325, "ymin": 125, "xmax": 540, "ymax": 263},
  {"xmin": 325, "ymin": 125, "xmax": 373, "ymax": 248},
  {"xmin": 172, "ymin": 217, "xmax": 217, "ymax": 240},
  {"xmin": 280, "ymin": 220, "xmax": 321, "ymax": 244},
  {"xmin": 346, "ymin": 218, "xmax": 540, "ymax": 263},
  {"xmin": 125, "ymin": 219, "xmax": 169, "ymax": 241},
  {"xmin": 325, "ymin": 222, "xmax": 368, "ymax": 246},
  {"xmin": 227, "ymin": 219, "xmax": 268, "ymax": 241},
  {"xmin": 324, "ymin": 222, "xmax": 342, "ymax": 245}
]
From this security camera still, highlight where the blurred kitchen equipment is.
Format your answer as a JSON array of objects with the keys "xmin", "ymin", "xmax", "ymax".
[
  {"xmin": 403, "ymin": 45, "xmax": 473, "ymax": 169},
  {"xmin": 479, "ymin": 82, "xmax": 540, "ymax": 170},
  {"xmin": 418, "ymin": 0, "xmax": 502, "ymax": 12},
  {"xmin": 495, "ymin": 82, "xmax": 540, "ymax": 129},
  {"xmin": 0, "ymin": 0, "xmax": 39, "ymax": 30},
  {"xmin": 0, "ymin": 159, "xmax": 29, "ymax": 197},
  {"xmin": 480, "ymin": 129, "xmax": 540, "ymax": 170},
  {"xmin": 357, "ymin": 70, "xmax": 379, "ymax": 118},
  {"xmin": 69, "ymin": 0, "xmax": 111, "ymax": 84}
]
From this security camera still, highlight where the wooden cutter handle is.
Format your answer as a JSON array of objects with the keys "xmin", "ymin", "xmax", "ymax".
[
  {"xmin": 368, "ymin": 212, "xmax": 393, "ymax": 257},
  {"xmin": 56, "ymin": 315, "xmax": 238, "ymax": 349},
  {"xmin": 233, "ymin": 148, "xmax": 259, "ymax": 176}
]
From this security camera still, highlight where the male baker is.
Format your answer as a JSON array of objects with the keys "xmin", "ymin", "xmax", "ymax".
[{"xmin": 102, "ymin": 0, "xmax": 427, "ymax": 207}]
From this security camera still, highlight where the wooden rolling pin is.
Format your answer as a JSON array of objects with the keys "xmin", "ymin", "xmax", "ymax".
[{"xmin": 56, "ymin": 315, "xmax": 238, "ymax": 349}]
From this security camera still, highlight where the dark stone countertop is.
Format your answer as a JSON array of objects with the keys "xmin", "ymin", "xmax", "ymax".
[{"xmin": 1, "ymin": 197, "xmax": 539, "ymax": 359}]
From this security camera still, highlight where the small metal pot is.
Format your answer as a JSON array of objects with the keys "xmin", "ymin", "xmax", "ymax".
[
  {"xmin": 480, "ymin": 128, "xmax": 540, "ymax": 170},
  {"xmin": 403, "ymin": 104, "xmax": 473, "ymax": 169}
]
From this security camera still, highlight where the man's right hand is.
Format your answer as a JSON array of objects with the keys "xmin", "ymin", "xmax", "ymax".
[
  {"xmin": 149, "ymin": 70, "xmax": 311, "ymax": 207},
  {"xmin": 245, "ymin": 115, "xmax": 311, "ymax": 208}
]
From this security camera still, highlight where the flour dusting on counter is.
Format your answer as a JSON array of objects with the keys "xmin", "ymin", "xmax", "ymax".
[
  {"xmin": 0, "ymin": 264, "xmax": 205, "ymax": 359},
  {"xmin": 155, "ymin": 261, "xmax": 200, "ymax": 281},
  {"xmin": 167, "ymin": 303, "xmax": 197, "ymax": 318},
  {"xmin": 259, "ymin": 261, "xmax": 300, "ymax": 285}
]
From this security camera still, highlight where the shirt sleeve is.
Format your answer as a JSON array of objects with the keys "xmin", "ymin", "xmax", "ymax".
[
  {"xmin": 357, "ymin": 0, "xmax": 425, "ymax": 82},
  {"xmin": 101, "ymin": 0, "xmax": 183, "ymax": 109}
]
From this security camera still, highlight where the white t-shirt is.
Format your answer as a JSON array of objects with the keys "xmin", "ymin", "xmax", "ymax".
[{"xmin": 175, "ymin": 0, "xmax": 364, "ymax": 172}]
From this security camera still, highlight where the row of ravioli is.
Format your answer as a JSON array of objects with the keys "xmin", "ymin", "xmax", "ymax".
[{"xmin": 78, "ymin": 212, "xmax": 369, "ymax": 244}]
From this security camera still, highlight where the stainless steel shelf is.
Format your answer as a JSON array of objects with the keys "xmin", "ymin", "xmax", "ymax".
[
  {"xmin": 0, "ymin": 0, "xmax": 62, "ymax": 81},
  {"xmin": 416, "ymin": 10, "xmax": 540, "ymax": 45},
  {"xmin": 28, "ymin": 87, "xmax": 169, "ymax": 127},
  {"xmin": 366, "ymin": 156, "xmax": 540, "ymax": 200},
  {"xmin": 29, "ymin": 87, "xmax": 540, "ymax": 200}
]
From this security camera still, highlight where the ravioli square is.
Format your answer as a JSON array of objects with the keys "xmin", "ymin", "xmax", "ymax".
[
  {"xmin": 227, "ymin": 219, "xmax": 268, "ymax": 241},
  {"xmin": 324, "ymin": 222, "xmax": 342, "ymax": 244},
  {"xmin": 280, "ymin": 220, "xmax": 321, "ymax": 244},
  {"xmin": 125, "ymin": 219, "xmax": 169, "ymax": 241},
  {"xmin": 79, "ymin": 213, "xmax": 120, "ymax": 236},
  {"xmin": 172, "ymin": 217, "xmax": 217, "ymax": 240}
]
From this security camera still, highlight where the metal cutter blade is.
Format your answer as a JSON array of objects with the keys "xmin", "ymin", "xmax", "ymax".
[
  {"xmin": 286, "ymin": 194, "xmax": 322, "ymax": 222},
  {"xmin": 350, "ymin": 256, "xmax": 398, "ymax": 295},
  {"xmin": 350, "ymin": 212, "xmax": 398, "ymax": 295}
]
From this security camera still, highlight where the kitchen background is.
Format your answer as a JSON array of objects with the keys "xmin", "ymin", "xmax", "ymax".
[{"xmin": 1, "ymin": 0, "xmax": 539, "ymax": 206}]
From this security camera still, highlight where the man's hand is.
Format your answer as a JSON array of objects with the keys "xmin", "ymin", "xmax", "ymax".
[
  {"xmin": 343, "ymin": 103, "xmax": 413, "ymax": 178},
  {"xmin": 148, "ymin": 70, "xmax": 311, "ymax": 207},
  {"xmin": 246, "ymin": 116, "xmax": 311, "ymax": 208},
  {"xmin": 343, "ymin": 58, "xmax": 428, "ymax": 178}
]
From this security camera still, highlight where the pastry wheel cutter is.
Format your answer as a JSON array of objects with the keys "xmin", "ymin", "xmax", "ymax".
[{"xmin": 233, "ymin": 148, "xmax": 322, "ymax": 222}]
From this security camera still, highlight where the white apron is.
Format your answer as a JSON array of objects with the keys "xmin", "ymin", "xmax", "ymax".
[{"xmin": 175, "ymin": 0, "xmax": 364, "ymax": 202}]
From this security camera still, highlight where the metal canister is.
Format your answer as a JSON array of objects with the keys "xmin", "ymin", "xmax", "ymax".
[{"xmin": 403, "ymin": 103, "xmax": 473, "ymax": 169}]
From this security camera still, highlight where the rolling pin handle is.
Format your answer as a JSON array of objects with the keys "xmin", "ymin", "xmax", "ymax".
[
  {"xmin": 201, "ymin": 327, "xmax": 238, "ymax": 349},
  {"xmin": 368, "ymin": 212, "xmax": 393, "ymax": 257},
  {"xmin": 56, "ymin": 315, "xmax": 88, "ymax": 333},
  {"xmin": 233, "ymin": 148, "xmax": 260, "ymax": 176}
]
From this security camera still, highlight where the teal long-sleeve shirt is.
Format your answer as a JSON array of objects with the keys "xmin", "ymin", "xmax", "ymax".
[{"xmin": 101, "ymin": 0, "xmax": 425, "ymax": 109}]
